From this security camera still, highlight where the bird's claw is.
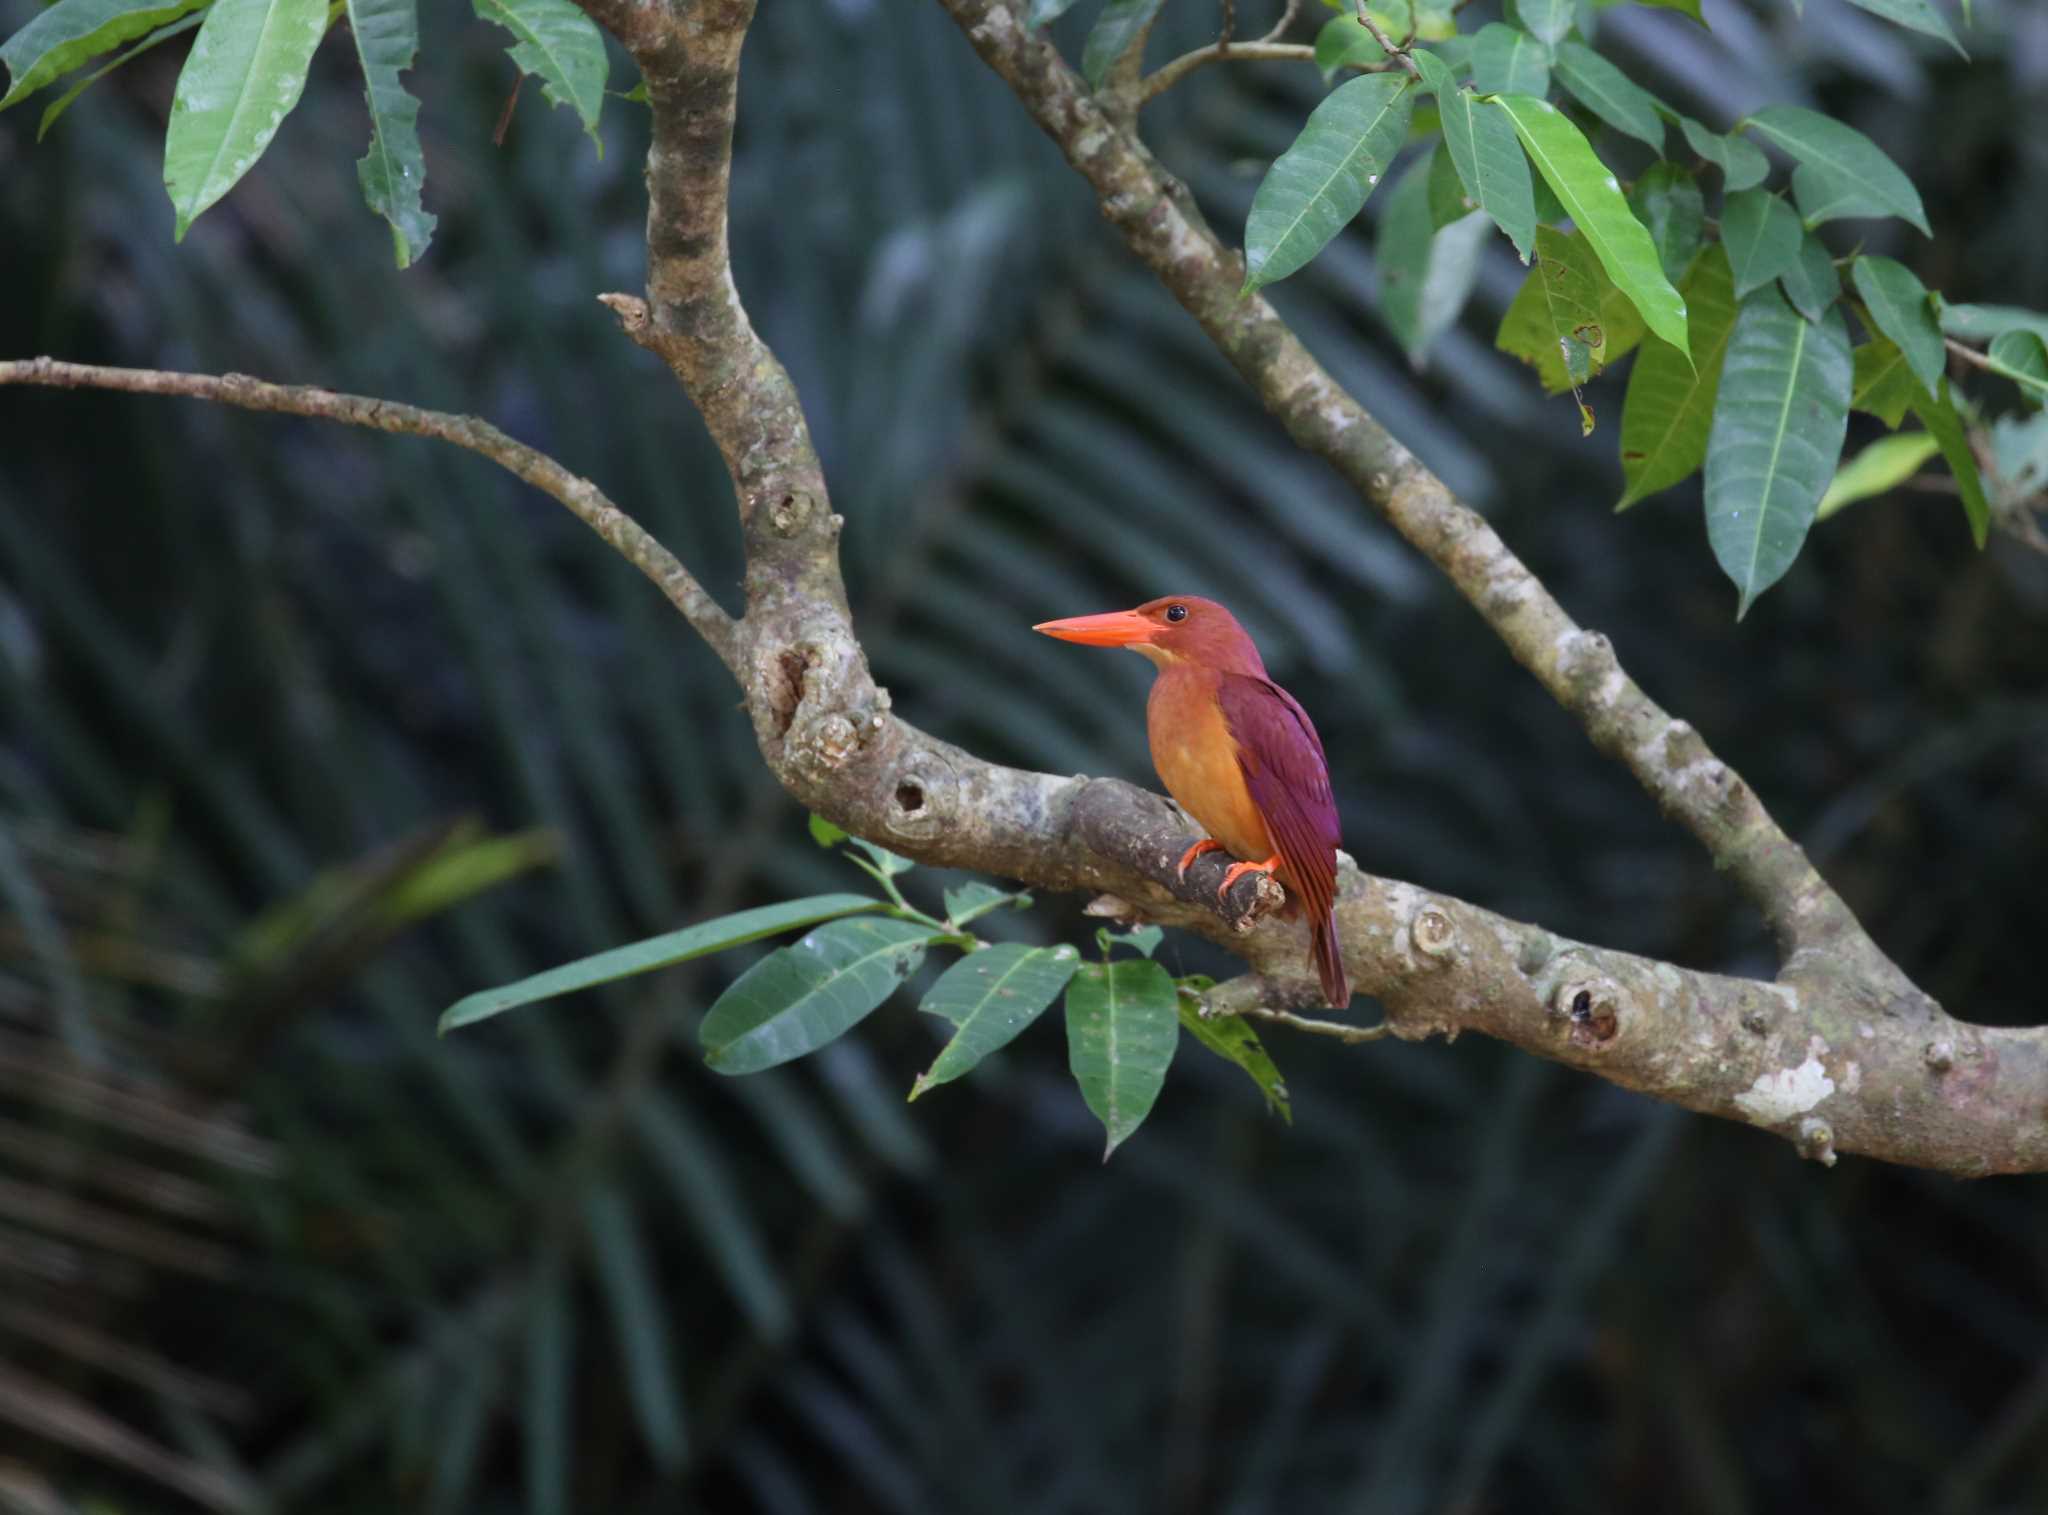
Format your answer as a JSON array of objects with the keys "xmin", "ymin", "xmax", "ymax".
[
  {"xmin": 1216, "ymin": 855, "xmax": 1282, "ymax": 902},
  {"xmin": 1175, "ymin": 838, "xmax": 1223, "ymax": 880}
]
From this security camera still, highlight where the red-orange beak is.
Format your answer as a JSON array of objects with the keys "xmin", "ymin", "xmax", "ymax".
[{"xmin": 1032, "ymin": 610, "xmax": 1158, "ymax": 647}]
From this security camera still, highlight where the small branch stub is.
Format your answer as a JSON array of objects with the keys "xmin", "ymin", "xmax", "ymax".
[
  {"xmin": 1796, "ymin": 1116, "xmax": 1839, "ymax": 1168},
  {"xmin": 1925, "ymin": 1039, "xmax": 1955, "ymax": 1072},
  {"xmin": 1410, "ymin": 904, "xmax": 1456, "ymax": 962}
]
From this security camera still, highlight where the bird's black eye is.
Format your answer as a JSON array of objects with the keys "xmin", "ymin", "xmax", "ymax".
[{"xmin": 1164, "ymin": 603, "xmax": 1188, "ymax": 623}]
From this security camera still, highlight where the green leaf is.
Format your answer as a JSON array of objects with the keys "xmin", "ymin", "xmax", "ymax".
[
  {"xmin": 1313, "ymin": 14, "xmax": 1385, "ymax": 79},
  {"xmin": 1176, "ymin": 989, "xmax": 1291, "ymax": 1123},
  {"xmin": 1080, "ymin": 0, "xmax": 1164, "ymax": 87},
  {"xmin": 807, "ymin": 813, "xmax": 848, "ymax": 848},
  {"xmin": 345, "ymin": 0, "xmax": 434, "ymax": 267},
  {"xmin": 943, "ymin": 881, "xmax": 1030, "ymax": 926},
  {"xmin": 1777, "ymin": 229, "xmax": 1840, "ymax": 323},
  {"xmin": 1413, "ymin": 47, "xmax": 1535, "ymax": 262},
  {"xmin": 1617, "ymin": 243, "xmax": 1737, "ymax": 508},
  {"xmin": 1634, "ymin": 0, "xmax": 1703, "ymax": 20},
  {"xmin": 1843, "ymin": 0, "xmax": 1966, "ymax": 57},
  {"xmin": 35, "ymin": 8, "xmax": 201, "ymax": 141},
  {"xmin": 1987, "ymin": 330, "xmax": 2048, "ymax": 404},
  {"xmin": 908, "ymin": 943, "xmax": 1080, "ymax": 1099},
  {"xmin": 1850, "ymin": 255, "xmax": 1944, "ymax": 398},
  {"xmin": 162, "ymin": 0, "xmax": 329, "ymax": 239},
  {"xmin": 1678, "ymin": 115, "xmax": 1768, "ymax": 191},
  {"xmin": 1241, "ymin": 74, "xmax": 1414, "ymax": 293},
  {"xmin": 1704, "ymin": 287, "xmax": 1852, "ymax": 616},
  {"xmin": 1025, "ymin": 0, "xmax": 1085, "ymax": 24},
  {"xmin": 1851, "ymin": 337, "xmax": 1919, "ymax": 428},
  {"xmin": 1097, "ymin": 924, "xmax": 1164, "ymax": 958},
  {"xmin": 1497, "ymin": 224, "xmax": 1644, "ymax": 402},
  {"xmin": 1470, "ymin": 23, "xmax": 1551, "ymax": 97},
  {"xmin": 1, "ymin": 0, "xmax": 207, "ymax": 110},
  {"xmin": 1745, "ymin": 105, "xmax": 1928, "ymax": 235},
  {"xmin": 702, "ymin": 917, "xmax": 937, "ymax": 1075},
  {"xmin": 1511, "ymin": 0, "xmax": 1574, "ymax": 45},
  {"xmin": 1064, "ymin": 959, "xmax": 1179, "ymax": 1160},
  {"xmin": 1550, "ymin": 39, "xmax": 1665, "ymax": 150},
  {"xmin": 1991, "ymin": 412, "xmax": 2048, "ymax": 496},
  {"xmin": 1912, "ymin": 382, "xmax": 1991, "ymax": 547},
  {"xmin": 1627, "ymin": 162, "xmax": 1702, "ymax": 284},
  {"xmin": 583, "ymin": 1187, "xmax": 688, "ymax": 1471},
  {"xmin": 1941, "ymin": 304, "xmax": 2048, "ymax": 344},
  {"xmin": 1380, "ymin": 150, "xmax": 1491, "ymax": 367},
  {"xmin": 847, "ymin": 836, "xmax": 915, "ymax": 877},
  {"xmin": 439, "ymin": 893, "xmax": 880, "ymax": 1031},
  {"xmin": 1427, "ymin": 136, "xmax": 1471, "ymax": 228},
  {"xmin": 1719, "ymin": 188, "xmax": 1803, "ymax": 299},
  {"xmin": 1816, "ymin": 432, "xmax": 1940, "ymax": 519},
  {"xmin": 472, "ymin": 0, "xmax": 606, "ymax": 150},
  {"xmin": 1493, "ymin": 94, "xmax": 1690, "ymax": 355},
  {"xmin": 1409, "ymin": 0, "xmax": 1459, "ymax": 39}
]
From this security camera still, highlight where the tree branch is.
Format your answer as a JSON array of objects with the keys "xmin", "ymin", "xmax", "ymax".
[
  {"xmin": 0, "ymin": 357, "xmax": 739, "ymax": 670},
  {"xmin": 527, "ymin": 0, "xmax": 2048, "ymax": 1174}
]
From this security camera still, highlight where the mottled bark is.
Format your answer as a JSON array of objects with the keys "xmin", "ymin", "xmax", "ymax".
[{"xmin": 10, "ymin": 1, "xmax": 2046, "ymax": 1175}]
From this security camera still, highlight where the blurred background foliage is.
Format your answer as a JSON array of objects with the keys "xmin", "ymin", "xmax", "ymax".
[{"xmin": 2, "ymin": 0, "xmax": 2048, "ymax": 1509}]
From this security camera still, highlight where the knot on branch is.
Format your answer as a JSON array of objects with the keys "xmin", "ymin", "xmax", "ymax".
[
  {"xmin": 1795, "ymin": 1116, "xmax": 1839, "ymax": 1168},
  {"xmin": 881, "ymin": 748, "xmax": 957, "ymax": 841},
  {"xmin": 1408, "ymin": 901, "xmax": 1456, "ymax": 964},
  {"xmin": 1548, "ymin": 971, "xmax": 1625, "ymax": 1050}
]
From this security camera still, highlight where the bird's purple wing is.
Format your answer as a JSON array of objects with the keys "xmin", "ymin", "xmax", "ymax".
[{"xmin": 1214, "ymin": 673, "xmax": 1340, "ymax": 922}]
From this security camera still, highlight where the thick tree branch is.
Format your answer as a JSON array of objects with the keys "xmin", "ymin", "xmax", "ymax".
[
  {"xmin": 530, "ymin": 0, "xmax": 2048, "ymax": 1174},
  {"xmin": 0, "ymin": 357, "xmax": 739, "ymax": 670}
]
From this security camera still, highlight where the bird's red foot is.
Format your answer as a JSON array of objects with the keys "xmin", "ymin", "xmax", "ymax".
[
  {"xmin": 1176, "ymin": 838, "xmax": 1224, "ymax": 879},
  {"xmin": 1216, "ymin": 854, "xmax": 1282, "ymax": 901}
]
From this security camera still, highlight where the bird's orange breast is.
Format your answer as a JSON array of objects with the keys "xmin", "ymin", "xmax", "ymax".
[{"xmin": 1147, "ymin": 668, "xmax": 1273, "ymax": 864}]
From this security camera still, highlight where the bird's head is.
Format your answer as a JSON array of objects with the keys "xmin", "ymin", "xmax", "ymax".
[{"xmin": 1033, "ymin": 595, "xmax": 1267, "ymax": 676}]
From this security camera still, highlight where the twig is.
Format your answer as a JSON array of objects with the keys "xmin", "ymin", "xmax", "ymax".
[
  {"xmin": 1140, "ymin": 41, "xmax": 1323, "ymax": 102},
  {"xmin": 1232, "ymin": 1005, "xmax": 1393, "ymax": 1044},
  {"xmin": 1220, "ymin": 0, "xmax": 1235, "ymax": 50},
  {"xmin": 1354, "ymin": 5, "xmax": 1421, "ymax": 81},
  {"xmin": 0, "ymin": 357, "xmax": 740, "ymax": 671},
  {"xmin": 1945, "ymin": 335, "xmax": 2001, "ymax": 378},
  {"xmin": 1257, "ymin": 0, "xmax": 1302, "ymax": 43}
]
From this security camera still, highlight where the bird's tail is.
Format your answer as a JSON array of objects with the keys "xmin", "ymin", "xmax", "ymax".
[{"xmin": 1312, "ymin": 909, "xmax": 1349, "ymax": 1009}]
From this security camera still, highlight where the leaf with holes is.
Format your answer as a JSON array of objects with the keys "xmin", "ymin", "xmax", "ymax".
[
  {"xmin": 1617, "ymin": 244, "xmax": 1737, "ymax": 509},
  {"xmin": 1551, "ymin": 39, "xmax": 1665, "ymax": 150},
  {"xmin": 1242, "ymin": 73, "xmax": 1414, "ymax": 293},
  {"xmin": 346, "ymin": 0, "xmax": 434, "ymax": 266},
  {"xmin": 1065, "ymin": 958, "xmax": 1179, "ymax": 1159},
  {"xmin": 1413, "ymin": 46, "xmax": 1534, "ymax": 262},
  {"xmin": 1492, "ymin": 94, "xmax": 1690, "ymax": 356},
  {"xmin": 1850, "ymin": 256, "xmax": 1944, "ymax": 398},
  {"xmin": 1678, "ymin": 115, "xmax": 1769, "ymax": 191},
  {"xmin": 441, "ymin": 894, "xmax": 883, "ymax": 1031},
  {"xmin": 162, "ymin": 0, "xmax": 329, "ymax": 239},
  {"xmin": 1913, "ymin": 382, "xmax": 1991, "ymax": 546},
  {"xmin": 473, "ymin": 0, "xmax": 606, "ymax": 151},
  {"xmin": 1746, "ymin": 105, "xmax": 1928, "ymax": 235},
  {"xmin": 909, "ymin": 943, "xmax": 1080, "ymax": 1099},
  {"xmin": 1497, "ymin": 224, "xmax": 1645, "ymax": 408},
  {"xmin": 1704, "ymin": 286, "xmax": 1852, "ymax": 616},
  {"xmin": 703, "ymin": 917, "xmax": 940, "ymax": 1075},
  {"xmin": 1720, "ymin": 189, "xmax": 1802, "ymax": 299}
]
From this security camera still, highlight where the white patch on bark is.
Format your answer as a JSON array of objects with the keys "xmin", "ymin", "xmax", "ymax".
[{"xmin": 1735, "ymin": 1045, "xmax": 1835, "ymax": 1126}]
